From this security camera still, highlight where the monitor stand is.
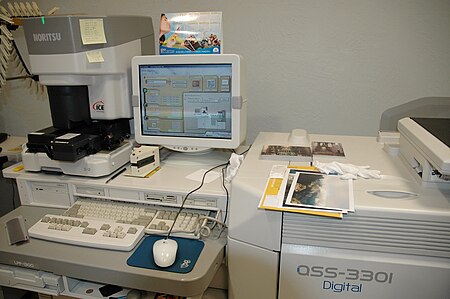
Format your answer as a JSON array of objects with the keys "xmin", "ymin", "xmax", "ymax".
[{"xmin": 162, "ymin": 149, "xmax": 232, "ymax": 167}]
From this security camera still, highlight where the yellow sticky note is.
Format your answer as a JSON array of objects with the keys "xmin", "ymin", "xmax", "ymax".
[
  {"xmin": 79, "ymin": 18, "xmax": 107, "ymax": 45},
  {"xmin": 86, "ymin": 51, "xmax": 104, "ymax": 63}
]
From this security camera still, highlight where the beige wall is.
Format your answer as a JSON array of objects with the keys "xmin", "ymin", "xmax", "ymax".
[{"xmin": 1, "ymin": 0, "xmax": 449, "ymax": 142}]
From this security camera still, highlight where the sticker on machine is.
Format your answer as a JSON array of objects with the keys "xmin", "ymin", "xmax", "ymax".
[{"xmin": 56, "ymin": 133, "xmax": 81, "ymax": 141}]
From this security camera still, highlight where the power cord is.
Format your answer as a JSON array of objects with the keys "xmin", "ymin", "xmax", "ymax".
[
  {"xmin": 165, "ymin": 161, "xmax": 229, "ymax": 240},
  {"xmin": 220, "ymin": 164, "xmax": 230, "ymax": 223}
]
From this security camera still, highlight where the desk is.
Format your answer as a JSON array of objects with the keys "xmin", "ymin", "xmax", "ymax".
[
  {"xmin": 0, "ymin": 207, "xmax": 226, "ymax": 298},
  {"xmin": 4, "ymin": 150, "xmax": 231, "ymax": 211},
  {"xmin": 1, "ymin": 150, "xmax": 232, "ymax": 298}
]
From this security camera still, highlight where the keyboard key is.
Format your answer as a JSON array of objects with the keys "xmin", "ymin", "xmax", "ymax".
[
  {"xmin": 100, "ymin": 224, "xmax": 111, "ymax": 230},
  {"xmin": 127, "ymin": 227, "xmax": 138, "ymax": 234},
  {"xmin": 80, "ymin": 221, "xmax": 89, "ymax": 228},
  {"xmin": 82, "ymin": 227, "xmax": 97, "ymax": 235}
]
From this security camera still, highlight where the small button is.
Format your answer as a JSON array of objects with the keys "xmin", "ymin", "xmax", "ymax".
[
  {"xmin": 127, "ymin": 227, "xmax": 138, "ymax": 234},
  {"xmin": 82, "ymin": 227, "xmax": 97, "ymax": 235}
]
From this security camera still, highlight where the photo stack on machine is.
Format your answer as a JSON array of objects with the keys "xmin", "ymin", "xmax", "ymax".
[{"xmin": 20, "ymin": 15, "xmax": 155, "ymax": 177}]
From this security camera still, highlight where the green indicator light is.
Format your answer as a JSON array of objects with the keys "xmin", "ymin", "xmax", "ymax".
[{"xmin": 41, "ymin": 17, "xmax": 45, "ymax": 24}]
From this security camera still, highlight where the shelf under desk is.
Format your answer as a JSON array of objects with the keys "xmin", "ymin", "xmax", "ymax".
[{"xmin": 0, "ymin": 206, "xmax": 226, "ymax": 297}]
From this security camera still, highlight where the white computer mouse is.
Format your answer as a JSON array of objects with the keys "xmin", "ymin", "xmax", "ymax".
[{"xmin": 152, "ymin": 238, "xmax": 178, "ymax": 268}]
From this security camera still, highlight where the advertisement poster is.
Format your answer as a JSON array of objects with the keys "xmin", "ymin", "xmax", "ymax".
[{"xmin": 159, "ymin": 12, "xmax": 222, "ymax": 55}]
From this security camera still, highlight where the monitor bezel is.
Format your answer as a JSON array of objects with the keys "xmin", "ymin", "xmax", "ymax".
[{"xmin": 132, "ymin": 54, "xmax": 245, "ymax": 151}]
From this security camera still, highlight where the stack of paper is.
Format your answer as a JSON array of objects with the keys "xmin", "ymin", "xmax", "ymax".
[{"xmin": 258, "ymin": 165, "xmax": 354, "ymax": 219}]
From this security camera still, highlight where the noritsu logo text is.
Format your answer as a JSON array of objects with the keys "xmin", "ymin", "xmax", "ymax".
[{"xmin": 33, "ymin": 33, "xmax": 61, "ymax": 42}]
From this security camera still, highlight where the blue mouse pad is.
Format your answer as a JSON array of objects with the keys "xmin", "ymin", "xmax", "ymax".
[{"xmin": 127, "ymin": 236, "xmax": 204, "ymax": 273}]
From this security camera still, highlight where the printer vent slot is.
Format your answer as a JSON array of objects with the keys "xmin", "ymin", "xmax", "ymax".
[{"xmin": 282, "ymin": 213, "xmax": 450, "ymax": 259}]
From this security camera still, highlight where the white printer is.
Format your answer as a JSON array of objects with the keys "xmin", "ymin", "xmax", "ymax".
[{"xmin": 228, "ymin": 118, "xmax": 450, "ymax": 299}]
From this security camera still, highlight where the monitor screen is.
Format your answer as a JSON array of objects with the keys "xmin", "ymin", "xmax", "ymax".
[{"xmin": 132, "ymin": 54, "xmax": 246, "ymax": 152}]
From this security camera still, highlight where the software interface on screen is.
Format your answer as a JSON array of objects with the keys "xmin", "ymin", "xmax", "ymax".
[{"xmin": 138, "ymin": 64, "xmax": 232, "ymax": 140}]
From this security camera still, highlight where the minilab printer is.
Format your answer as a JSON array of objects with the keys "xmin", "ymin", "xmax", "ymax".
[
  {"xmin": 228, "ymin": 117, "xmax": 450, "ymax": 299},
  {"xmin": 20, "ymin": 15, "xmax": 154, "ymax": 177}
]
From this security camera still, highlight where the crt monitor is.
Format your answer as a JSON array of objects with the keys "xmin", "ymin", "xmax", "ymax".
[{"xmin": 132, "ymin": 54, "xmax": 247, "ymax": 152}]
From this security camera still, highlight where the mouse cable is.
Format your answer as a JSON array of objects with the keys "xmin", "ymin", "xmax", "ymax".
[
  {"xmin": 167, "ymin": 215, "xmax": 227, "ymax": 238},
  {"xmin": 165, "ymin": 161, "xmax": 229, "ymax": 240},
  {"xmin": 196, "ymin": 215, "xmax": 227, "ymax": 238}
]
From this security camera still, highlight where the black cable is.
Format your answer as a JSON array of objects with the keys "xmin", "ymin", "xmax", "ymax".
[
  {"xmin": 237, "ymin": 144, "xmax": 251, "ymax": 156},
  {"xmin": 214, "ymin": 164, "xmax": 230, "ymax": 240},
  {"xmin": 165, "ymin": 147, "xmax": 250, "ymax": 239},
  {"xmin": 221, "ymin": 164, "xmax": 230, "ymax": 223},
  {"xmin": 203, "ymin": 163, "xmax": 230, "ymax": 236},
  {"xmin": 166, "ymin": 162, "xmax": 228, "ymax": 239}
]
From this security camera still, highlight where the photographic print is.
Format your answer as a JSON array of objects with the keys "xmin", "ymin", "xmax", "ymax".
[
  {"xmin": 258, "ymin": 166, "xmax": 346, "ymax": 219},
  {"xmin": 312, "ymin": 141, "xmax": 345, "ymax": 157},
  {"xmin": 284, "ymin": 172, "xmax": 353, "ymax": 211},
  {"xmin": 260, "ymin": 145, "xmax": 312, "ymax": 162}
]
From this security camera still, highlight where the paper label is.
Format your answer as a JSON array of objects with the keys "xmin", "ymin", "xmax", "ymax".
[
  {"xmin": 57, "ymin": 133, "xmax": 80, "ymax": 141},
  {"xmin": 79, "ymin": 19, "xmax": 107, "ymax": 45},
  {"xmin": 86, "ymin": 51, "xmax": 104, "ymax": 63}
]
